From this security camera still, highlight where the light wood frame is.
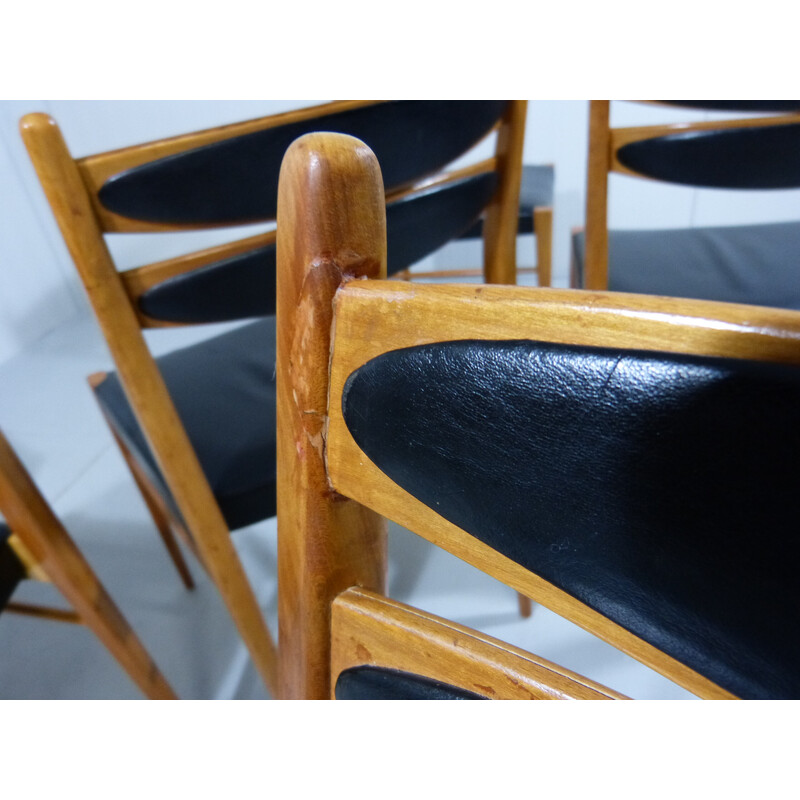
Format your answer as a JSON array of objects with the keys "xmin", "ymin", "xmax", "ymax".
[
  {"xmin": 581, "ymin": 100, "xmax": 800, "ymax": 291},
  {"xmin": 0, "ymin": 429, "xmax": 176, "ymax": 699},
  {"xmin": 20, "ymin": 102, "xmax": 528, "ymax": 696},
  {"xmin": 278, "ymin": 131, "xmax": 800, "ymax": 700},
  {"xmin": 331, "ymin": 587, "xmax": 625, "ymax": 699}
]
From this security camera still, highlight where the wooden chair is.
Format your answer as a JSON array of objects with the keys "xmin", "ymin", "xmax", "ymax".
[
  {"xmin": 20, "ymin": 101, "xmax": 527, "ymax": 696},
  {"xmin": 0, "ymin": 428, "xmax": 175, "ymax": 699},
  {"xmin": 402, "ymin": 162, "xmax": 554, "ymax": 286},
  {"xmin": 277, "ymin": 131, "xmax": 800, "ymax": 700},
  {"xmin": 574, "ymin": 100, "xmax": 800, "ymax": 307}
]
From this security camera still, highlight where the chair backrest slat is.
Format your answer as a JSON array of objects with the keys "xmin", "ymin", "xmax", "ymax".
[
  {"xmin": 615, "ymin": 122, "xmax": 800, "ymax": 188},
  {"xmin": 91, "ymin": 100, "xmax": 509, "ymax": 230},
  {"xmin": 135, "ymin": 170, "xmax": 499, "ymax": 325}
]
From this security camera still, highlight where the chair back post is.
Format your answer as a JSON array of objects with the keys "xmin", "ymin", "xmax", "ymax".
[
  {"xmin": 276, "ymin": 133, "xmax": 389, "ymax": 699},
  {"xmin": 482, "ymin": 100, "xmax": 527, "ymax": 284},
  {"xmin": 583, "ymin": 100, "xmax": 611, "ymax": 289},
  {"xmin": 20, "ymin": 113, "xmax": 279, "ymax": 694}
]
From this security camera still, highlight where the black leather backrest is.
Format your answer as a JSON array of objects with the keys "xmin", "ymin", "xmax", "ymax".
[
  {"xmin": 137, "ymin": 172, "xmax": 497, "ymax": 324},
  {"xmin": 335, "ymin": 666, "xmax": 485, "ymax": 699},
  {"xmin": 341, "ymin": 339, "xmax": 800, "ymax": 699},
  {"xmin": 616, "ymin": 123, "xmax": 800, "ymax": 188},
  {"xmin": 98, "ymin": 101, "xmax": 509, "ymax": 225},
  {"xmin": 660, "ymin": 100, "xmax": 800, "ymax": 113}
]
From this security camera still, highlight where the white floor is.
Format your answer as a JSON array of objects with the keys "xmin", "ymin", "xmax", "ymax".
[{"xmin": 0, "ymin": 306, "xmax": 696, "ymax": 700}]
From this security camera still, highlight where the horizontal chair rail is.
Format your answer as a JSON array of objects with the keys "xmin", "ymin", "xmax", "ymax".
[{"xmin": 331, "ymin": 587, "xmax": 626, "ymax": 699}]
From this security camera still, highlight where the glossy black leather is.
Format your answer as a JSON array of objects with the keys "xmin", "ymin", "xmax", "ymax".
[
  {"xmin": 460, "ymin": 163, "xmax": 554, "ymax": 239},
  {"xmin": 94, "ymin": 318, "xmax": 277, "ymax": 531},
  {"xmin": 616, "ymin": 123, "xmax": 800, "ymax": 189},
  {"xmin": 0, "ymin": 522, "xmax": 25, "ymax": 610},
  {"xmin": 138, "ymin": 172, "xmax": 499, "ymax": 324},
  {"xmin": 335, "ymin": 666, "xmax": 485, "ymax": 700},
  {"xmin": 572, "ymin": 221, "xmax": 800, "ymax": 310},
  {"xmin": 341, "ymin": 339, "xmax": 800, "ymax": 699},
  {"xmin": 661, "ymin": 101, "xmax": 800, "ymax": 113},
  {"xmin": 98, "ymin": 101, "xmax": 508, "ymax": 225}
]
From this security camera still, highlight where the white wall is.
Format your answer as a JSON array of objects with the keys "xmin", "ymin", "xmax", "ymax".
[{"xmin": 2, "ymin": 100, "xmax": 800, "ymax": 366}]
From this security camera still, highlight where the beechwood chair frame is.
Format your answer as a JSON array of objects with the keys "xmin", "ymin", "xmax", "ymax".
[
  {"xmin": 0, "ymin": 429, "xmax": 175, "ymax": 699},
  {"xmin": 276, "ymin": 132, "xmax": 800, "ymax": 700},
  {"xmin": 581, "ymin": 100, "xmax": 800, "ymax": 291},
  {"xmin": 20, "ymin": 101, "xmax": 527, "ymax": 696}
]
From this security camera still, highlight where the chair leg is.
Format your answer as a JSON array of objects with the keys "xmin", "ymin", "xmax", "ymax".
[
  {"xmin": 0, "ymin": 430, "xmax": 177, "ymax": 699},
  {"xmin": 517, "ymin": 592, "xmax": 533, "ymax": 619},
  {"xmin": 88, "ymin": 373, "xmax": 194, "ymax": 590},
  {"xmin": 534, "ymin": 206, "xmax": 553, "ymax": 287},
  {"xmin": 118, "ymin": 440, "xmax": 195, "ymax": 590}
]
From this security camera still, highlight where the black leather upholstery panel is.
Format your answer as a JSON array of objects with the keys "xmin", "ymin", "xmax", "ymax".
[
  {"xmin": 138, "ymin": 173, "xmax": 498, "ymax": 324},
  {"xmin": 98, "ymin": 101, "xmax": 509, "ymax": 225},
  {"xmin": 616, "ymin": 123, "xmax": 800, "ymax": 188},
  {"xmin": 661, "ymin": 101, "xmax": 800, "ymax": 113},
  {"xmin": 0, "ymin": 522, "xmax": 25, "ymax": 610},
  {"xmin": 93, "ymin": 318, "xmax": 277, "ymax": 531},
  {"xmin": 341, "ymin": 340, "xmax": 800, "ymax": 699},
  {"xmin": 571, "ymin": 220, "xmax": 800, "ymax": 310},
  {"xmin": 335, "ymin": 666, "xmax": 485, "ymax": 699},
  {"xmin": 139, "ymin": 244, "xmax": 277, "ymax": 325}
]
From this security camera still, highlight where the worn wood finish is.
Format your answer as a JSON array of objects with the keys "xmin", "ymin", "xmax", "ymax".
[
  {"xmin": 324, "ymin": 280, "xmax": 800, "ymax": 700},
  {"xmin": 534, "ymin": 206, "xmax": 553, "ymax": 287},
  {"xmin": 20, "ymin": 113, "xmax": 279, "ymax": 695},
  {"xmin": 482, "ymin": 100, "xmax": 527, "ymax": 284},
  {"xmin": 331, "ymin": 587, "xmax": 626, "ymax": 699},
  {"xmin": 0, "ymin": 430, "xmax": 176, "ymax": 699},
  {"xmin": 583, "ymin": 100, "xmax": 611, "ymax": 290},
  {"xmin": 276, "ymin": 133, "xmax": 389, "ymax": 699},
  {"xmin": 329, "ymin": 282, "xmax": 800, "ymax": 367}
]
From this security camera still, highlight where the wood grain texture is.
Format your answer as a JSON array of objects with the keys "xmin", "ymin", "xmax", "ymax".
[
  {"xmin": 583, "ymin": 100, "xmax": 611, "ymax": 290},
  {"xmin": 325, "ymin": 280, "xmax": 800, "ymax": 700},
  {"xmin": 482, "ymin": 100, "xmax": 527, "ymax": 284},
  {"xmin": 0, "ymin": 430, "xmax": 176, "ymax": 699},
  {"xmin": 276, "ymin": 133, "xmax": 388, "ymax": 699},
  {"xmin": 20, "ymin": 112, "xmax": 279, "ymax": 695},
  {"xmin": 331, "ymin": 587, "xmax": 627, "ymax": 699},
  {"xmin": 534, "ymin": 205, "xmax": 553, "ymax": 287}
]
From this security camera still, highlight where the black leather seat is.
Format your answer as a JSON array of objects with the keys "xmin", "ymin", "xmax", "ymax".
[
  {"xmin": 94, "ymin": 319, "xmax": 278, "ymax": 532},
  {"xmin": 573, "ymin": 220, "xmax": 800, "ymax": 309},
  {"xmin": 0, "ymin": 521, "xmax": 26, "ymax": 610}
]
